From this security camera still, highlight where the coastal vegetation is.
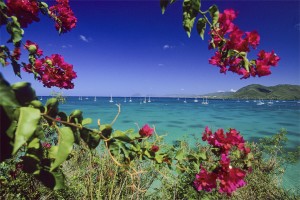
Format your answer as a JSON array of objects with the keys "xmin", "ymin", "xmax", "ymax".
[
  {"xmin": 0, "ymin": 0, "xmax": 299, "ymax": 199},
  {"xmin": 202, "ymin": 84, "xmax": 300, "ymax": 100}
]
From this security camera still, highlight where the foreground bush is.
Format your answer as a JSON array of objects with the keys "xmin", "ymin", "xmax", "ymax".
[{"xmin": 1, "ymin": 129, "xmax": 299, "ymax": 199}]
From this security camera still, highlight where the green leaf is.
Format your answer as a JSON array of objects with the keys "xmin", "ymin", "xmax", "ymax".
[
  {"xmin": 0, "ymin": 73, "xmax": 19, "ymax": 107},
  {"xmin": 144, "ymin": 149, "xmax": 152, "ymax": 158},
  {"xmin": 160, "ymin": 0, "xmax": 169, "ymax": 14},
  {"xmin": 82, "ymin": 118, "xmax": 92, "ymax": 126},
  {"xmin": 182, "ymin": 0, "xmax": 200, "ymax": 37},
  {"xmin": 0, "ymin": 1, "xmax": 7, "ymax": 9},
  {"xmin": 40, "ymin": 2, "xmax": 49, "ymax": 8},
  {"xmin": 0, "ymin": 105, "xmax": 15, "ymax": 162},
  {"xmin": 35, "ymin": 169, "xmax": 65, "ymax": 190},
  {"xmin": 208, "ymin": 5, "xmax": 219, "ymax": 26},
  {"xmin": 243, "ymin": 57, "xmax": 250, "ymax": 72},
  {"xmin": 112, "ymin": 130, "xmax": 132, "ymax": 143},
  {"xmin": 100, "ymin": 124, "xmax": 113, "ymax": 138},
  {"xmin": 29, "ymin": 100, "xmax": 45, "ymax": 113},
  {"xmin": 11, "ymin": 59, "xmax": 21, "ymax": 78},
  {"xmin": 45, "ymin": 98, "xmax": 59, "ymax": 119},
  {"xmin": 196, "ymin": 18, "xmax": 206, "ymax": 40},
  {"xmin": 52, "ymin": 170, "xmax": 65, "ymax": 190},
  {"xmin": 160, "ymin": 0, "xmax": 177, "ymax": 14},
  {"xmin": 69, "ymin": 109, "xmax": 83, "ymax": 124},
  {"xmin": 13, "ymin": 107, "xmax": 41, "ymax": 154},
  {"xmin": 155, "ymin": 154, "xmax": 165, "ymax": 164},
  {"xmin": 50, "ymin": 127, "xmax": 74, "ymax": 171},
  {"xmin": 108, "ymin": 141, "xmax": 130, "ymax": 160},
  {"xmin": 57, "ymin": 111, "xmax": 67, "ymax": 121},
  {"xmin": 48, "ymin": 146, "xmax": 59, "ymax": 159},
  {"xmin": 22, "ymin": 156, "xmax": 40, "ymax": 174},
  {"xmin": 187, "ymin": 154, "xmax": 198, "ymax": 162},
  {"xmin": 6, "ymin": 17, "xmax": 23, "ymax": 45},
  {"xmin": 175, "ymin": 149, "xmax": 185, "ymax": 161},
  {"xmin": 6, "ymin": 120, "xmax": 18, "ymax": 139},
  {"xmin": 80, "ymin": 129, "xmax": 101, "ymax": 149},
  {"xmin": 198, "ymin": 151, "xmax": 207, "ymax": 160},
  {"xmin": 11, "ymin": 82, "xmax": 37, "ymax": 106}
]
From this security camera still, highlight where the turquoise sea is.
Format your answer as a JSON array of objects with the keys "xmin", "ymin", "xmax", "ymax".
[{"xmin": 45, "ymin": 96, "xmax": 300, "ymax": 191}]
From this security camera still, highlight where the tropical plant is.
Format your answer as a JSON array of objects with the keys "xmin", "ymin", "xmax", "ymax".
[{"xmin": 2, "ymin": 0, "xmax": 299, "ymax": 199}]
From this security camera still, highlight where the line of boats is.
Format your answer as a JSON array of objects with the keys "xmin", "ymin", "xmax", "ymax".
[
  {"xmin": 41, "ymin": 96, "xmax": 300, "ymax": 105},
  {"xmin": 76, "ymin": 96, "xmax": 210, "ymax": 104}
]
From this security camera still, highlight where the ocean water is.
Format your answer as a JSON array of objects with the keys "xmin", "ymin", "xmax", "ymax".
[{"xmin": 48, "ymin": 96, "xmax": 300, "ymax": 190}]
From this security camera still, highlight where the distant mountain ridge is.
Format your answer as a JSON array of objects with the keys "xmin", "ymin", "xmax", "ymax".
[{"xmin": 218, "ymin": 84, "xmax": 300, "ymax": 100}]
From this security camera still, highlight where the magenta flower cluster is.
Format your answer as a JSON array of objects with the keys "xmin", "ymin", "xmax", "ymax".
[
  {"xmin": 139, "ymin": 124, "xmax": 154, "ymax": 138},
  {"xmin": 49, "ymin": 0, "xmax": 77, "ymax": 33},
  {"xmin": 6, "ymin": 0, "xmax": 77, "ymax": 34},
  {"xmin": 194, "ymin": 127, "xmax": 251, "ymax": 196},
  {"xmin": 23, "ymin": 40, "xmax": 77, "ymax": 89},
  {"xmin": 7, "ymin": 0, "xmax": 40, "ymax": 28},
  {"xmin": 209, "ymin": 9, "xmax": 280, "ymax": 79}
]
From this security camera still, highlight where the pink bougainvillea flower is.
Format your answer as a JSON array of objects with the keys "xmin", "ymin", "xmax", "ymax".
[
  {"xmin": 219, "ymin": 154, "xmax": 231, "ymax": 171},
  {"xmin": 218, "ymin": 9, "xmax": 237, "ymax": 35},
  {"xmin": 202, "ymin": 127, "xmax": 250, "ymax": 155},
  {"xmin": 208, "ymin": 9, "xmax": 279, "ymax": 79},
  {"xmin": 194, "ymin": 167, "xmax": 218, "ymax": 192},
  {"xmin": 7, "ymin": 0, "xmax": 40, "ymax": 28},
  {"xmin": 217, "ymin": 167, "xmax": 247, "ymax": 196},
  {"xmin": 139, "ymin": 124, "xmax": 154, "ymax": 137},
  {"xmin": 23, "ymin": 54, "xmax": 77, "ymax": 89},
  {"xmin": 255, "ymin": 59, "xmax": 271, "ymax": 77},
  {"xmin": 245, "ymin": 31, "xmax": 260, "ymax": 49},
  {"xmin": 257, "ymin": 50, "xmax": 280, "ymax": 66},
  {"xmin": 49, "ymin": 0, "xmax": 77, "ymax": 33},
  {"xmin": 150, "ymin": 145, "xmax": 159, "ymax": 152}
]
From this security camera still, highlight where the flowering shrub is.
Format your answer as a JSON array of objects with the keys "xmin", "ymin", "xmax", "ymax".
[
  {"xmin": 194, "ymin": 127, "xmax": 252, "ymax": 196},
  {"xmin": 49, "ymin": 0, "xmax": 77, "ymax": 33},
  {"xmin": 161, "ymin": 1, "xmax": 280, "ymax": 79},
  {"xmin": 6, "ymin": 0, "xmax": 40, "ymax": 28},
  {"xmin": 24, "ymin": 53, "xmax": 77, "ymax": 89},
  {"xmin": 0, "ymin": 0, "xmax": 77, "ymax": 88},
  {"xmin": 0, "ymin": 0, "xmax": 288, "ymax": 198},
  {"xmin": 208, "ymin": 9, "xmax": 280, "ymax": 79}
]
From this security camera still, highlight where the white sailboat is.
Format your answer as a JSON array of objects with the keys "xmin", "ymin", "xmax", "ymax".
[
  {"xmin": 124, "ymin": 97, "xmax": 127, "ymax": 103},
  {"xmin": 143, "ymin": 97, "xmax": 147, "ymax": 104},
  {"xmin": 40, "ymin": 96, "xmax": 43, "ymax": 100},
  {"xmin": 267, "ymin": 99, "xmax": 273, "ymax": 105},
  {"xmin": 148, "ymin": 96, "xmax": 151, "ymax": 103},
  {"xmin": 202, "ymin": 97, "xmax": 208, "ymax": 105},
  {"xmin": 257, "ymin": 99, "xmax": 265, "ymax": 105},
  {"xmin": 183, "ymin": 98, "xmax": 187, "ymax": 103},
  {"xmin": 194, "ymin": 97, "xmax": 198, "ymax": 103},
  {"xmin": 129, "ymin": 97, "xmax": 132, "ymax": 102},
  {"xmin": 109, "ymin": 95, "xmax": 113, "ymax": 103},
  {"xmin": 94, "ymin": 96, "xmax": 97, "ymax": 101}
]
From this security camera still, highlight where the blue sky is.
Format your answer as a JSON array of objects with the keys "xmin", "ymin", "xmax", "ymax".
[{"xmin": 1, "ymin": 0, "xmax": 300, "ymax": 96}]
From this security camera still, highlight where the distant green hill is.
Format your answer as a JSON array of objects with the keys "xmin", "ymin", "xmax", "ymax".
[{"xmin": 228, "ymin": 84, "xmax": 300, "ymax": 100}]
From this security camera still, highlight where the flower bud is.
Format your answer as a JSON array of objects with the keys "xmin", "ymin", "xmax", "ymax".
[
  {"xmin": 46, "ymin": 59, "xmax": 52, "ymax": 66},
  {"xmin": 28, "ymin": 45, "xmax": 37, "ymax": 54}
]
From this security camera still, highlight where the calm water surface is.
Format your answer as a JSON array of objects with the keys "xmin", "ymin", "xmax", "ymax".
[{"xmin": 49, "ymin": 97, "xmax": 300, "ymax": 190}]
